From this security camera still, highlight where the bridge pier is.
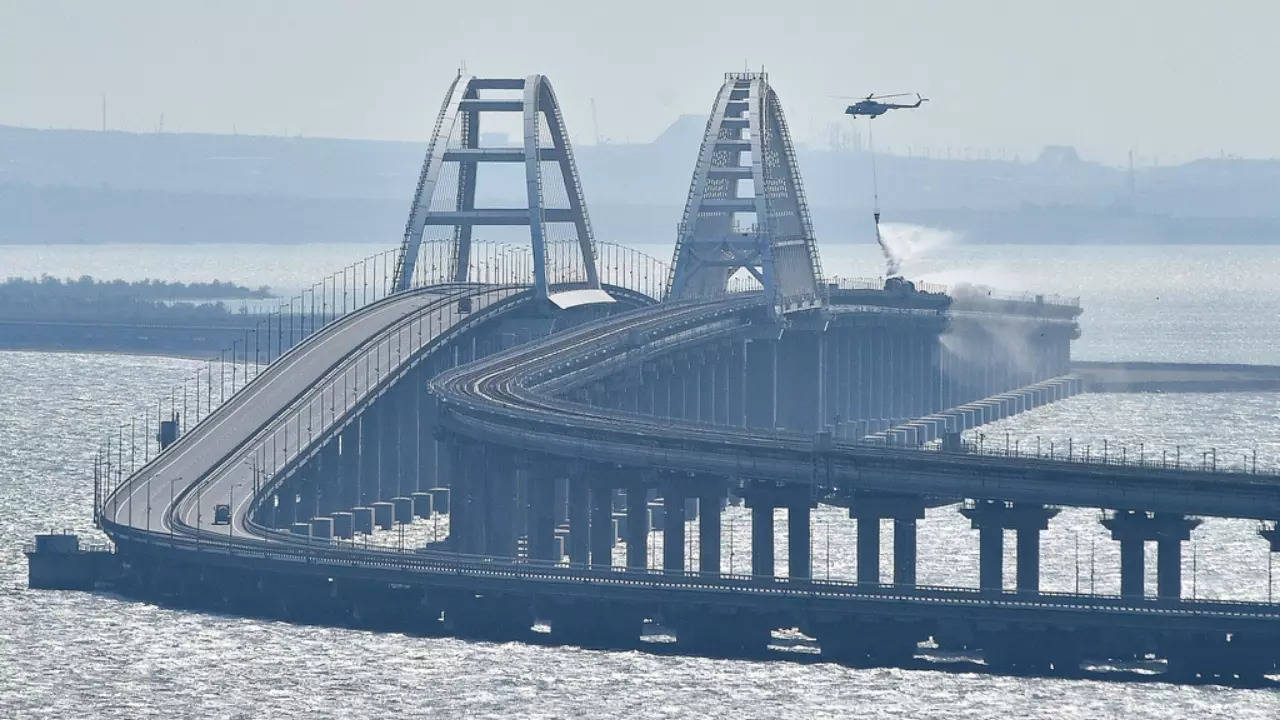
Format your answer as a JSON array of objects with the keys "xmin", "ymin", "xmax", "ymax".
[
  {"xmin": 484, "ymin": 453, "xmax": 518, "ymax": 557},
  {"xmin": 745, "ymin": 494, "xmax": 775, "ymax": 578},
  {"xmin": 567, "ymin": 473, "xmax": 590, "ymax": 564},
  {"xmin": 624, "ymin": 480, "xmax": 649, "ymax": 569},
  {"xmin": 1102, "ymin": 510, "xmax": 1201, "ymax": 599},
  {"xmin": 787, "ymin": 500, "xmax": 812, "ymax": 580},
  {"xmin": 663, "ymin": 482, "xmax": 687, "ymax": 573},
  {"xmin": 339, "ymin": 425, "xmax": 360, "ymax": 510},
  {"xmin": 524, "ymin": 465, "xmax": 558, "ymax": 562},
  {"xmin": 777, "ymin": 330, "xmax": 820, "ymax": 433},
  {"xmin": 590, "ymin": 479, "xmax": 614, "ymax": 568},
  {"xmin": 697, "ymin": 480, "xmax": 724, "ymax": 575},
  {"xmin": 274, "ymin": 486, "xmax": 296, "ymax": 528},
  {"xmin": 850, "ymin": 493, "xmax": 926, "ymax": 586},
  {"xmin": 960, "ymin": 500, "xmax": 1059, "ymax": 593},
  {"xmin": 743, "ymin": 339, "xmax": 777, "ymax": 430}
]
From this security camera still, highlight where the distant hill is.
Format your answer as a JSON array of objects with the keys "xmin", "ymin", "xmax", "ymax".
[{"xmin": 2, "ymin": 122, "xmax": 1278, "ymax": 246}]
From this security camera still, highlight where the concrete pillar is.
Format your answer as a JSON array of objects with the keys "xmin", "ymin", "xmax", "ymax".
[
  {"xmin": 392, "ymin": 496, "xmax": 414, "ymax": 525},
  {"xmin": 568, "ymin": 475, "xmax": 590, "ymax": 564},
  {"xmin": 339, "ymin": 425, "xmax": 360, "ymax": 510},
  {"xmin": 978, "ymin": 524, "xmax": 1003, "ymax": 591},
  {"xmin": 275, "ymin": 487, "xmax": 296, "ymax": 528},
  {"xmin": 331, "ymin": 511, "xmax": 354, "ymax": 539},
  {"xmin": 625, "ymin": 484, "xmax": 648, "ymax": 569},
  {"xmin": 962, "ymin": 501, "xmax": 1058, "ymax": 594},
  {"xmin": 298, "ymin": 476, "xmax": 318, "ymax": 524},
  {"xmin": 1119, "ymin": 537, "xmax": 1144, "ymax": 598},
  {"xmin": 310, "ymin": 516, "xmax": 333, "ymax": 540},
  {"xmin": 787, "ymin": 502, "xmax": 811, "ymax": 580},
  {"xmin": 856, "ymin": 514, "xmax": 880, "ymax": 585},
  {"xmin": 893, "ymin": 517, "xmax": 917, "ymax": 587},
  {"xmin": 351, "ymin": 506, "xmax": 374, "ymax": 535},
  {"xmin": 726, "ymin": 344, "xmax": 745, "ymax": 427},
  {"xmin": 590, "ymin": 482, "xmax": 613, "ymax": 568},
  {"xmin": 744, "ymin": 339, "xmax": 777, "ymax": 430},
  {"xmin": 411, "ymin": 491, "xmax": 433, "ymax": 518},
  {"xmin": 1015, "ymin": 526, "xmax": 1041, "ymax": 594},
  {"xmin": 371, "ymin": 501, "xmax": 393, "ymax": 531},
  {"xmin": 527, "ymin": 476, "xmax": 557, "ymax": 562},
  {"xmin": 486, "ymin": 469, "xmax": 517, "ymax": 558},
  {"xmin": 663, "ymin": 489, "xmax": 686, "ymax": 572},
  {"xmin": 1103, "ymin": 510, "xmax": 1199, "ymax": 600},
  {"xmin": 1157, "ymin": 538, "xmax": 1182, "ymax": 599},
  {"xmin": 750, "ymin": 502, "xmax": 775, "ymax": 578},
  {"xmin": 699, "ymin": 492, "xmax": 722, "ymax": 575}
]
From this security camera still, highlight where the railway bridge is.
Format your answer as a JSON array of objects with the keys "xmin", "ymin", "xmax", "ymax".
[{"xmin": 64, "ymin": 72, "xmax": 1280, "ymax": 683}]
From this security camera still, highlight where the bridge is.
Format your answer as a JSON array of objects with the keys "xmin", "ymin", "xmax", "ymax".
[{"xmin": 44, "ymin": 72, "xmax": 1280, "ymax": 683}]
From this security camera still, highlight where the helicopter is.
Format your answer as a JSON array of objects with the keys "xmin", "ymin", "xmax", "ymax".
[{"xmin": 843, "ymin": 92, "xmax": 928, "ymax": 118}]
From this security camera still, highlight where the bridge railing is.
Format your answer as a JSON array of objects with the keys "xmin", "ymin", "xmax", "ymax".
[
  {"xmin": 841, "ymin": 429, "xmax": 1276, "ymax": 477},
  {"xmin": 103, "ymin": 518, "xmax": 1280, "ymax": 616},
  {"xmin": 94, "ymin": 237, "xmax": 682, "ymax": 525}
]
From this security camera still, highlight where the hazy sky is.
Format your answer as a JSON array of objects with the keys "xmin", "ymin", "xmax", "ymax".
[{"xmin": 3, "ymin": 0, "xmax": 1277, "ymax": 165}]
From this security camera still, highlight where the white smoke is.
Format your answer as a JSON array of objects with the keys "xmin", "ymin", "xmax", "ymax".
[{"xmin": 876, "ymin": 223, "xmax": 961, "ymax": 277}]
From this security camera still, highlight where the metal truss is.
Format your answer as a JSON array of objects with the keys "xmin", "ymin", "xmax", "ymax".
[
  {"xmin": 667, "ymin": 72, "xmax": 824, "ymax": 313},
  {"xmin": 395, "ymin": 74, "xmax": 608, "ymax": 307}
]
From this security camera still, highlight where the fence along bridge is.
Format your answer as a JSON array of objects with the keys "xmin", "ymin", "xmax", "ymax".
[{"xmin": 72, "ymin": 73, "xmax": 1280, "ymax": 683}]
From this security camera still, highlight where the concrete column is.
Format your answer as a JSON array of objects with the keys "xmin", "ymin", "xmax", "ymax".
[
  {"xmin": 1157, "ymin": 539, "xmax": 1182, "ymax": 599},
  {"xmin": 744, "ymin": 339, "xmax": 777, "ymax": 430},
  {"xmin": 893, "ymin": 518, "xmax": 917, "ymax": 587},
  {"xmin": 358, "ymin": 411, "xmax": 378, "ymax": 506},
  {"xmin": 726, "ymin": 343, "xmax": 745, "ymax": 427},
  {"xmin": 275, "ymin": 486, "xmax": 296, "ymax": 528},
  {"xmin": 699, "ymin": 492, "xmax": 722, "ymax": 575},
  {"xmin": 339, "ymin": 425, "xmax": 360, "ymax": 510},
  {"xmin": 788, "ymin": 502, "xmax": 811, "ymax": 580},
  {"xmin": 1015, "ymin": 527, "xmax": 1041, "ymax": 594},
  {"xmin": 856, "ymin": 514, "xmax": 880, "ymax": 585},
  {"xmin": 526, "ymin": 475, "xmax": 556, "ymax": 562},
  {"xmin": 750, "ymin": 502, "xmax": 775, "ymax": 578},
  {"xmin": 1103, "ymin": 511, "xmax": 1199, "ymax": 600},
  {"xmin": 590, "ymin": 482, "xmax": 613, "ymax": 568},
  {"xmin": 625, "ymin": 484, "xmax": 648, "ymax": 569},
  {"xmin": 567, "ymin": 474, "xmax": 590, "ymax": 565},
  {"xmin": 978, "ymin": 524, "xmax": 1003, "ymax": 591},
  {"xmin": 663, "ymin": 489, "xmax": 686, "ymax": 572},
  {"xmin": 485, "ymin": 456, "xmax": 517, "ymax": 557},
  {"xmin": 1119, "ymin": 537, "xmax": 1144, "ymax": 598}
]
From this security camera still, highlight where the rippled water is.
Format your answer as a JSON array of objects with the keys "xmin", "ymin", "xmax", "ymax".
[{"xmin": 3, "ymin": 349, "xmax": 1280, "ymax": 718}]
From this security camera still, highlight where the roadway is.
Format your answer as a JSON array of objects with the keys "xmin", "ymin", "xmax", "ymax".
[
  {"xmin": 432, "ymin": 295, "xmax": 1280, "ymax": 520},
  {"xmin": 102, "ymin": 283, "xmax": 526, "ymax": 541}
]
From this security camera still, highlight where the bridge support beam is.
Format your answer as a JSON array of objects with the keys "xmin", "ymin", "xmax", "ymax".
[
  {"xmin": 663, "ymin": 483, "xmax": 687, "ymax": 573},
  {"xmin": 1102, "ymin": 510, "xmax": 1201, "ymax": 599},
  {"xmin": 746, "ymin": 497, "xmax": 775, "ymax": 579},
  {"xmin": 777, "ymin": 331, "xmax": 821, "ymax": 432},
  {"xmin": 787, "ymin": 501, "xmax": 812, "ymax": 580},
  {"xmin": 590, "ymin": 480, "xmax": 613, "ymax": 568},
  {"xmin": 625, "ymin": 482, "xmax": 649, "ymax": 570},
  {"xmin": 567, "ymin": 473, "xmax": 590, "ymax": 565},
  {"xmin": 961, "ymin": 500, "xmax": 1059, "ymax": 593},
  {"xmin": 524, "ymin": 465, "xmax": 557, "ymax": 562},
  {"xmin": 698, "ymin": 482, "xmax": 724, "ymax": 575},
  {"xmin": 744, "ymin": 339, "xmax": 777, "ymax": 430},
  {"xmin": 849, "ymin": 493, "xmax": 926, "ymax": 586}
]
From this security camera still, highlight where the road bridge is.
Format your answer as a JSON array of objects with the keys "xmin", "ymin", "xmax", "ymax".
[{"xmin": 57, "ymin": 72, "xmax": 1280, "ymax": 684}]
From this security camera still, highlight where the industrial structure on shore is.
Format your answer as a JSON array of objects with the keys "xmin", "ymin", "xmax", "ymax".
[{"xmin": 29, "ymin": 72, "xmax": 1280, "ymax": 684}]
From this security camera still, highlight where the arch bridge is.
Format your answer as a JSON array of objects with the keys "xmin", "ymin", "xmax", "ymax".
[{"xmin": 87, "ymin": 73, "xmax": 1280, "ymax": 683}]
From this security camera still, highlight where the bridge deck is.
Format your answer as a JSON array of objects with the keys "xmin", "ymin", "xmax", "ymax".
[{"xmin": 103, "ymin": 284, "xmax": 524, "ymax": 539}]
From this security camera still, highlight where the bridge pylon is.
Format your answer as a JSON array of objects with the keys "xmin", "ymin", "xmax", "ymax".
[
  {"xmin": 394, "ymin": 74, "xmax": 610, "ymax": 308},
  {"xmin": 666, "ymin": 72, "xmax": 824, "ymax": 313}
]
